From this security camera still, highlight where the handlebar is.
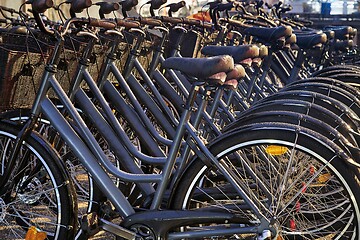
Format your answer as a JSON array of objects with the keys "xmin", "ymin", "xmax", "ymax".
[
  {"xmin": 156, "ymin": 16, "xmax": 183, "ymax": 24},
  {"xmin": 126, "ymin": 17, "xmax": 163, "ymax": 26},
  {"xmin": 88, "ymin": 18, "xmax": 116, "ymax": 29},
  {"xmin": 115, "ymin": 18, "xmax": 141, "ymax": 29},
  {"xmin": 182, "ymin": 18, "xmax": 213, "ymax": 29},
  {"xmin": 215, "ymin": 2, "xmax": 234, "ymax": 12}
]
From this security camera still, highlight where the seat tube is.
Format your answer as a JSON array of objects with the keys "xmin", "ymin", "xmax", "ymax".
[
  {"xmin": 123, "ymin": 31, "xmax": 144, "ymax": 79},
  {"xmin": 151, "ymin": 83, "xmax": 202, "ymax": 209}
]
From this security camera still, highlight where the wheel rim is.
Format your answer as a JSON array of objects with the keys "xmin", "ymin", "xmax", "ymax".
[
  {"xmin": 180, "ymin": 140, "xmax": 360, "ymax": 239},
  {"xmin": 0, "ymin": 130, "xmax": 65, "ymax": 239}
]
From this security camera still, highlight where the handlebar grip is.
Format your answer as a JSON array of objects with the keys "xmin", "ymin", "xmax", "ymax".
[
  {"xmin": 335, "ymin": 39, "xmax": 353, "ymax": 50},
  {"xmin": 125, "ymin": 17, "xmax": 162, "ymax": 26},
  {"xmin": 122, "ymin": 0, "xmax": 139, "ymax": 11},
  {"xmin": 157, "ymin": 16, "xmax": 183, "ymax": 24},
  {"xmin": 169, "ymin": 1, "xmax": 185, "ymax": 13},
  {"xmin": 89, "ymin": 18, "xmax": 116, "ymax": 29},
  {"xmin": 223, "ymin": 18, "xmax": 252, "ymax": 28},
  {"xmin": 98, "ymin": 2, "xmax": 119, "ymax": 15},
  {"xmin": 71, "ymin": 0, "xmax": 92, "ymax": 13},
  {"xmin": 32, "ymin": 0, "xmax": 53, "ymax": 13},
  {"xmin": 183, "ymin": 18, "xmax": 212, "ymax": 29},
  {"xmin": 151, "ymin": 0, "xmax": 167, "ymax": 10},
  {"xmin": 116, "ymin": 18, "xmax": 140, "ymax": 29},
  {"xmin": 139, "ymin": 17, "xmax": 162, "ymax": 26}
]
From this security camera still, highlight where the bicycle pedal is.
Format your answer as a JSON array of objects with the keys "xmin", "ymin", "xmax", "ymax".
[
  {"xmin": 80, "ymin": 212, "xmax": 100, "ymax": 236},
  {"xmin": 100, "ymin": 202, "xmax": 120, "ymax": 219}
]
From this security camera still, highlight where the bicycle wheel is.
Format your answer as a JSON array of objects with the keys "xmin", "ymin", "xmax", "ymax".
[
  {"xmin": 291, "ymin": 77, "xmax": 360, "ymax": 98},
  {"xmin": 311, "ymin": 64, "xmax": 360, "ymax": 78},
  {"xmin": 0, "ymin": 109, "xmax": 100, "ymax": 215},
  {"xmin": 0, "ymin": 121, "xmax": 76, "ymax": 239},
  {"xmin": 229, "ymin": 110, "xmax": 358, "ymax": 157},
  {"xmin": 171, "ymin": 123, "xmax": 360, "ymax": 239},
  {"xmin": 282, "ymin": 82, "xmax": 360, "ymax": 116},
  {"xmin": 251, "ymin": 97, "xmax": 360, "ymax": 132},
  {"xmin": 0, "ymin": 109, "xmax": 123, "ymax": 239},
  {"xmin": 235, "ymin": 94, "xmax": 360, "ymax": 145}
]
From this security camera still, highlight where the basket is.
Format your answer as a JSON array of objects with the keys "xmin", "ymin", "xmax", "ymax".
[
  {"xmin": 0, "ymin": 44, "xmax": 47, "ymax": 110},
  {"xmin": 0, "ymin": 29, "xmax": 110, "ymax": 111}
]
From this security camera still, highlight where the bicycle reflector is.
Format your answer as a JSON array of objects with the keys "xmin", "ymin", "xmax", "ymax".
[
  {"xmin": 317, "ymin": 173, "xmax": 332, "ymax": 183},
  {"xmin": 25, "ymin": 226, "xmax": 47, "ymax": 240},
  {"xmin": 265, "ymin": 145, "xmax": 288, "ymax": 156}
]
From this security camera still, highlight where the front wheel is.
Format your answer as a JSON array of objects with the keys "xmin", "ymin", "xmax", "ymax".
[
  {"xmin": 171, "ymin": 123, "xmax": 360, "ymax": 239},
  {"xmin": 0, "ymin": 121, "xmax": 77, "ymax": 239}
]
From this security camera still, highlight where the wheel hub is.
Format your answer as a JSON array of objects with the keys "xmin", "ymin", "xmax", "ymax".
[{"xmin": 17, "ymin": 176, "xmax": 42, "ymax": 204}]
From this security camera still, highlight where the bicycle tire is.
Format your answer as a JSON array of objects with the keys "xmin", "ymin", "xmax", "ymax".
[
  {"xmin": 250, "ymin": 90, "xmax": 360, "ymax": 134},
  {"xmin": 171, "ymin": 122, "xmax": 360, "ymax": 239},
  {"xmin": 229, "ymin": 110, "xmax": 358, "ymax": 157},
  {"xmin": 0, "ymin": 120, "xmax": 77, "ymax": 240},
  {"xmin": 282, "ymin": 82, "xmax": 360, "ymax": 116}
]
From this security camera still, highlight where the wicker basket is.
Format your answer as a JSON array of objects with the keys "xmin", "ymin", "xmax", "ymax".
[
  {"xmin": 0, "ymin": 29, "xmax": 110, "ymax": 110},
  {"xmin": 0, "ymin": 44, "xmax": 47, "ymax": 110}
]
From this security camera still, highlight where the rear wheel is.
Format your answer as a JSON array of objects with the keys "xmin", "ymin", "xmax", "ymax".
[{"xmin": 171, "ymin": 123, "xmax": 360, "ymax": 239}]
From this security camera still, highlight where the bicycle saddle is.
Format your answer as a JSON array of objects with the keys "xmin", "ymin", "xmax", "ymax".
[
  {"xmin": 323, "ymin": 29, "xmax": 335, "ymax": 39},
  {"xmin": 324, "ymin": 26, "xmax": 354, "ymax": 40},
  {"xmin": 201, "ymin": 45, "xmax": 259, "ymax": 63},
  {"xmin": 162, "ymin": 55, "xmax": 234, "ymax": 80},
  {"xmin": 334, "ymin": 39, "xmax": 353, "ymax": 51},
  {"xmin": 295, "ymin": 33, "xmax": 327, "ymax": 49},
  {"xmin": 243, "ymin": 25, "xmax": 292, "ymax": 43}
]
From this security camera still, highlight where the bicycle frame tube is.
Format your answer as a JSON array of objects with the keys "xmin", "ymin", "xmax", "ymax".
[
  {"xmin": 80, "ymin": 69, "xmax": 168, "ymax": 162},
  {"xmin": 102, "ymin": 80, "xmax": 174, "ymax": 146},
  {"xmin": 134, "ymin": 58, "xmax": 179, "ymax": 126},
  {"xmin": 110, "ymin": 62, "xmax": 177, "ymax": 142},
  {"xmin": 92, "ymin": 36, "xmax": 177, "ymax": 146},
  {"xmin": 29, "ymin": 60, "xmax": 139, "ymax": 216}
]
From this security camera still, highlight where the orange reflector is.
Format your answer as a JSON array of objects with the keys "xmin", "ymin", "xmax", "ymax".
[
  {"xmin": 317, "ymin": 173, "xmax": 331, "ymax": 183},
  {"xmin": 25, "ymin": 226, "xmax": 47, "ymax": 240},
  {"xmin": 265, "ymin": 145, "xmax": 288, "ymax": 156}
]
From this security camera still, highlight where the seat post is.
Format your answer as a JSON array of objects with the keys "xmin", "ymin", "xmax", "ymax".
[
  {"xmin": 287, "ymin": 49, "xmax": 305, "ymax": 84},
  {"xmin": 150, "ymin": 81, "xmax": 204, "ymax": 209}
]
